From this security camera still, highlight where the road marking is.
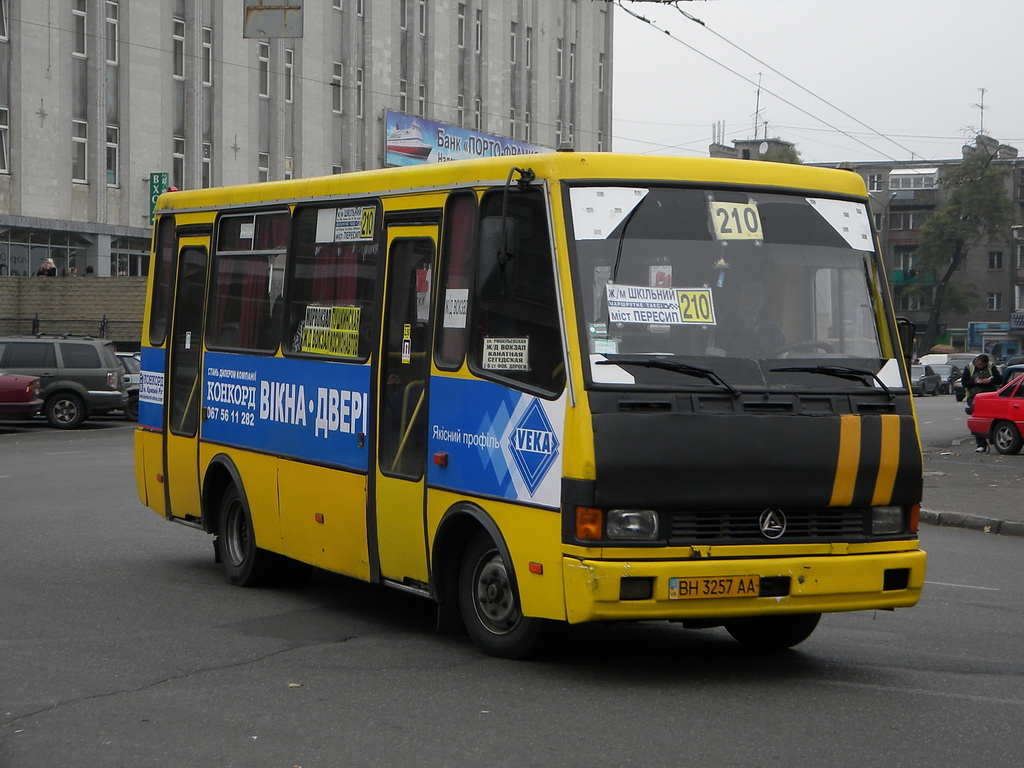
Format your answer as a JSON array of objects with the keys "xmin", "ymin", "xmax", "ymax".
[
  {"xmin": 822, "ymin": 680, "xmax": 1023, "ymax": 706},
  {"xmin": 925, "ymin": 580, "xmax": 1000, "ymax": 591}
]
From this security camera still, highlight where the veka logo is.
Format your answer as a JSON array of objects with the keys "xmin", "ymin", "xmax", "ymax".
[{"xmin": 508, "ymin": 399, "xmax": 559, "ymax": 496}]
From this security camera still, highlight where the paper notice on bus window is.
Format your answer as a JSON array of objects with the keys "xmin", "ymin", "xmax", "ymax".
[
  {"xmin": 569, "ymin": 187, "xmax": 649, "ymax": 240},
  {"xmin": 482, "ymin": 337, "xmax": 529, "ymax": 370},
  {"xmin": 606, "ymin": 284, "xmax": 716, "ymax": 326},
  {"xmin": 806, "ymin": 198, "xmax": 873, "ymax": 251},
  {"xmin": 314, "ymin": 205, "xmax": 376, "ymax": 243},
  {"xmin": 300, "ymin": 305, "xmax": 361, "ymax": 357},
  {"xmin": 443, "ymin": 288, "xmax": 469, "ymax": 328}
]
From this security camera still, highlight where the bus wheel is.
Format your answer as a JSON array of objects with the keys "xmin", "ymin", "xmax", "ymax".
[
  {"xmin": 458, "ymin": 533, "xmax": 545, "ymax": 659},
  {"xmin": 724, "ymin": 613, "xmax": 821, "ymax": 650},
  {"xmin": 218, "ymin": 485, "xmax": 273, "ymax": 587}
]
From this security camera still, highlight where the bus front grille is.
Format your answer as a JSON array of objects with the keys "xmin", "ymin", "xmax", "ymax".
[{"xmin": 668, "ymin": 508, "xmax": 868, "ymax": 544}]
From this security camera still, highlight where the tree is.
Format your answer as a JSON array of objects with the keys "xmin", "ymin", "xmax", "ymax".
[
  {"xmin": 759, "ymin": 144, "xmax": 802, "ymax": 164},
  {"xmin": 908, "ymin": 145, "xmax": 1013, "ymax": 352}
]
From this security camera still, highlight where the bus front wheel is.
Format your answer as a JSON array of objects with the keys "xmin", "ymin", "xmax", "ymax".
[
  {"xmin": 218, "ymin": 485, "xmax": 274, "ymax": 587},
  {"xmin": 458, "ymin": 533, "xmax": 545, "ymax": 659},
  {"xmin": 724, "ymin": 613, "xmax": 821, "ymax": 649}
]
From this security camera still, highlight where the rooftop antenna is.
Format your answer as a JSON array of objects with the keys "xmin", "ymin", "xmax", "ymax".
[
  {"xmin": 753, "ymin": 73, "xmax": 764, "ymax": 139},
  {"xmin": 973, "ymin": 87, "xmax": 989, "ymax": 136}
]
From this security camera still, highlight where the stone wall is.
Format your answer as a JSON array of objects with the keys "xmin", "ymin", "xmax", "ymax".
[{"xmin": 0, "ymin": 276, "xmax": 147, "ymax": 350}]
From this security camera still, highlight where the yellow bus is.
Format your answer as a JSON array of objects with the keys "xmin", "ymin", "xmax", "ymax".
[{"xmin": 135, "ymin": 152, "xmax": 926, "ymax": 658}]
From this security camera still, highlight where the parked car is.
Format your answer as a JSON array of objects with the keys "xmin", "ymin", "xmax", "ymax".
[
  {"xmin": 967, "ymin": 375, "xmax": 1024, "ymax": 454},
  {"xmin": 0, "ymin": 370, "xmax": 44, "ymax": 420},
  {"xmin": 909, "ymin": 364, "xmax": 942, "ymax": 396},
  {"xmin": 930, "ymin": 363, "xmax": 960, "ymax": 394},
  {"xmin": 0, "ymin": 335, "xmax": 127, "ymax": 429},
  {"xmin": 116, "ymin": 352, "xmax": 140, "ymax": 421}
]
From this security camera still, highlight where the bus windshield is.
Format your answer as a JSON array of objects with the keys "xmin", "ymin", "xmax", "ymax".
[{"xmin": 567, "ymin": 185, "xmax": 892, "ymax": 389}]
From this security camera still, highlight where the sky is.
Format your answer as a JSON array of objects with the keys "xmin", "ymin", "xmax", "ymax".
[{"xmin": 611, "ymin": 0, "xmax": 1023, "ymax": 165}]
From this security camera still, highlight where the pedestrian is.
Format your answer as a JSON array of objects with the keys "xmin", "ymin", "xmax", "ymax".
[
  {"xmin": 35, "ymin": 258, "xmax": 57, "ymax": 277},
  {"xmin": 962, "ymin": 353, "xmax": 1003, "ymax": 452}
]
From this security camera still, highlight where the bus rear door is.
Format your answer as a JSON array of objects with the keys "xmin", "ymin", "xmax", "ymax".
[
  {"xmin": 373, "ymin": 224, "xmax": 438, "ymax": 588},
  {"xmin": 163, "ymin": 241, "xmax": 208, "ymax": 522}
]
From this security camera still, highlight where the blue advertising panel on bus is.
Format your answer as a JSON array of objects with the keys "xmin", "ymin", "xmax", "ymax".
[
  {"xmin": 200, "ymin": 352, "xmax": 370, "ymax": 471},
  {"xmin": 427, "ymin": 377, "xmax": 565, "ymax": 509}
]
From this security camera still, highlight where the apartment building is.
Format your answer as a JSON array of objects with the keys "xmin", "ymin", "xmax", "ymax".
[
  {"xmin": 854, "ymin": 136, "xmax": 1024, "ymax": 358},
  {"xmin": 0, "ymin": 0, "xmax": 613, "ymax": 278}
]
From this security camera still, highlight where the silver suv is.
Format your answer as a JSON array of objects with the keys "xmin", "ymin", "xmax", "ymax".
[{"xmin": 0, "ymin": 335, "xmax": 127, "ymax": 428}]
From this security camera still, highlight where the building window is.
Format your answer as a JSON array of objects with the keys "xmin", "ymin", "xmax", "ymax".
[
  {"xmin": 105, "ymin": 1, "xmax": 119, "ymax": 64},
  {"xmin": 888, "ymin": 169, "xmax": 937, "ymax": 190},
  {"xmin": 400, "ymin": 0, "xmax": 408, "ymax": 30},
  {"xmin": 172, "ymin": 137, "xmax": 185, "ymax": 189},
  {"xmin": 868, "ymin": 173, "xmax": 883, "ymax": 192},
  {"xmin": 988, "ymin": 292, "xmax": 1003, "ymax": 311},
  {"xmin": 284, "ymin": 156, "xmax": 293, "ymax": 181},
  {"xmin": 334, "ymin": 0, "xmax": 342, "ymax": 9},
  {"xmin": 0, "ymin": 0, "xmax": 7, "ymax": 41},
  {"xmin": 474, "ymin": 10, "xmax": 482, "ymax": 54},
  {"xmin": 105, "ymin": 125, "xmax": 118, "ymax": 186},
  {"xmin": 457, "ymin": 4, "xmax": 465, "ymax": 47},
  {"xmin": 525, "ymin": 111, "xmax": 531, "ymax": 143},
  {"xmin": 897, "ymin": 291, "xmax": 922, "ymax": 311},
  {"xmin": 457, "ymin": 94, "xmax": 464, "ymax": 127},
  {"xmin": 510, "ymin": 22, "xmax": 517, "ymax": 64},
  {"xmin": 399, "ymin": 79, "xmax": 407, "ymax": 112},
  {"xmin": 259, "ymin": 42, "xmax": 270, "ymax": 97},
  {"xmin": 526, "ymin": 27, "xmax": 532, "ymax": 68},
  {"xmin": 598, "ymin": 52, "xmax": 605, "ymax": 91},
  {"xmin": 556, "ymin": 39, "xmax": 563, "ymax": 79},
  {"xmin": 172, "ymin": 18, "xmax": 185, "ymax": 77},
  {"xmin": 419, "ymin": 0, "xmax": 427, "ymax": 36},
  {"xmin": 569, "ymin": 43, "xmax": 576, "ymax": 82},
  {"xmin": 474, "ymin": 97, "xmax": 482, "ymax": 131},
  {"xmin": 332, "ymin": 62, "xmax": 343, "ymax": 114},
  {"xmin": 356, "ymin": 67, "xmax": 364, "ymax": 118},
  {"xmin": 72, "ymin": 120, "xmax": 88, "ymax": 183},
  {"xmin": 0, "ymin": 107, "xmax": 8, "ymax": 173},
  {"xmin": 202, "ymin": 26, "xmax": 213, "ymax": 85},
  {"xmin": 73, "ymin": 0, "xmax": 87, "ymax": 57},
  {"xmin": 357, "ymin": 0, "xmax": 364, "ymax": 17},
  {"xmin": 417, "ymin": 83, "xmax": 426, "ymax": 117},
  {"xmin": 509, "ymin": 108, "xmax": 515, "ymax": 139},
  {"xmin": 258, "ymin": 152, "xmax": 270, "ymax": 182},
  {"xmin": 284, "ymin": 48, "xmax": 294, "ymax": 103},
  {"xmin": 989, "ymin": 251, "xmax": 1003, "ymax": 270},
  {"xmin": 202, "ymin": 142, "xmax": 212, "ymax": 188}
]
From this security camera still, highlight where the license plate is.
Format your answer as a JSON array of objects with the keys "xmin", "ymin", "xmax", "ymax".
[{"xmin": 669, "ymin": 575, "xmax": 760, "ymax": 599}]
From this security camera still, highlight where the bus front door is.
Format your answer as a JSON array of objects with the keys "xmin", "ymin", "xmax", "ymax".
[
  {"xmin": 374, "ymin": 227, "xmax": 437, "ymax": 587},
  {"xmin": 163, "ymin": 243, "xmax": 208, "ymax": 523}
]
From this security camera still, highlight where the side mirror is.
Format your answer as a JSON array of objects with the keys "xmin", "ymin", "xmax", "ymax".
[
  {"xmin": 895, "ymin": 317, "xmax": 916, "ymax": 364},
  {"xmin": 477, "ymin": 216, "xmax": 519, "ymax": 300}
]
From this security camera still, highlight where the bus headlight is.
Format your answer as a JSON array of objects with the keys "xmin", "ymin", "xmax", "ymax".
[
  {"xmin": 870, "ymin": 506, "xmax": 906, "ymax": 535},
  {"xmin": 606, "ymin": 509, "xmax": 659, "ymax": 541}
]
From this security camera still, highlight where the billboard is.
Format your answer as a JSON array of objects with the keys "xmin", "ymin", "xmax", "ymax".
[{"xmin": 385, "ymin": 111, "xmax": 547, "ymax": 167}]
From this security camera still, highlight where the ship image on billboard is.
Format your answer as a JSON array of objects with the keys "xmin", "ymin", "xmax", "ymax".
[{"xmin": 385, "ymin": 111, "xmax": 547, "ymax": 167}]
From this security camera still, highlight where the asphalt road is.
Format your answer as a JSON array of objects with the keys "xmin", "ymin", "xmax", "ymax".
[{"xmin": 1, "ymin": 415, "xmax": 1022, "ymax": 767}]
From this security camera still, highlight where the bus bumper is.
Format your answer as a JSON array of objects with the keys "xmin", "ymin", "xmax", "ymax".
[{"xmin": 561, "ymin": 549, "xmax": 927, "ymax": 624}]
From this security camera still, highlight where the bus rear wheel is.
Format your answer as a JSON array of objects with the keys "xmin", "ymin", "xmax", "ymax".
[
  {"xmin": 458, "ymin": 533, "xmax": 545, "ymax": 659},
  {"xmin": 218, "ymin": 485, "xmax": 275, "ymax": 587},
  {"xmin": 724, "ymin": 613, "xmax": 821, "ymax": 650}
]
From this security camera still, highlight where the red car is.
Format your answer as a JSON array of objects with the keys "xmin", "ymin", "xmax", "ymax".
[
  {"xmin": 0, "ymin": 370, "xmax": 44, "ymax": 420},
  {"xmin": 967, "ymin": 373, "xmax": 1024, "ymax": 454}
]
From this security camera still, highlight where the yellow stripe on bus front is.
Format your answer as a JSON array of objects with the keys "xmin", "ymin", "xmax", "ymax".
[
  {"xmin": 870, "ymin": 414, "xmax": 901, "ymax": 506},
  {"xmin": 830, "ymin": 414, "xmax": 861, "ymax": 507}
]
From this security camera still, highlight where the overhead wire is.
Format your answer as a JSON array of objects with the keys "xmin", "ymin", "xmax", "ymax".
[{"xmin": 614, "ymin": 0, "xmax": 905, "ymax": 161}]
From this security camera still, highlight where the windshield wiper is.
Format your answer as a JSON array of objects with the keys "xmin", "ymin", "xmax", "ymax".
[
  {"xmin": 598, "ymin": 355, "xmax": 741, "ymax": 397},
  {"xmin": 770, "ymin": 365, "xmax": 893, "ymax": 399}
]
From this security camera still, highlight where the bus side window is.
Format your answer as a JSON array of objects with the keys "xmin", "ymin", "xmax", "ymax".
[
  {"xmin": 149, "ymin": 216, "xmax": 177, "ymax": 346},
  {"xmin": 284, "ymin": 203, "xmax": 381, "ymax": 362},
  {"xmin": 208, "ymin": 211, "xmax": 289, "ymax": 353},
  {"xmin": 468, "ymin": 187, "xmax": 565, "ymax": 397},
  {"xmin": 435, "ymin": 191, "xmax": 478, "ymax": 370}
]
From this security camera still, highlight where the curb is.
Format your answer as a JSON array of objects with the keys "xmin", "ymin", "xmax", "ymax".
[{"xmin": 920, "ymin": 508, "xmax": 1024, "ymax": 537}]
